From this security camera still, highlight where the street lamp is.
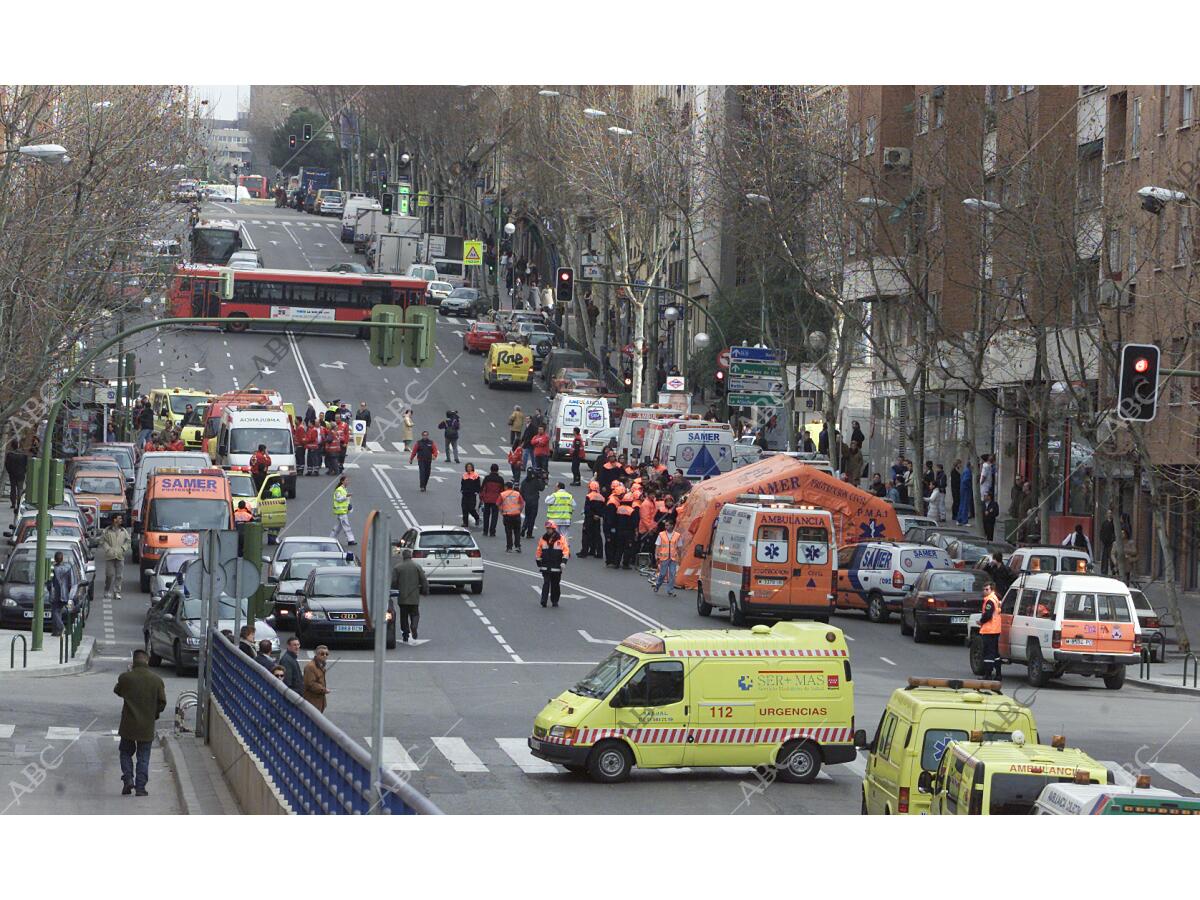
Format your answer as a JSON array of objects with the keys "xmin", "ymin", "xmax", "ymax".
[
  {"xmin": 607, "ymin": 126, "xmax": 634, "ymax": 137},
  {"xmin": 583, "ymin": 108, "xmax": 608, "ymax": 119},
  {"xmin": 7, "ymin": 143, "xmax": 69, "ymax": 162},
  {"xmin": 694, "ymin": 331, "xmax": 711, "ymax": 350},
  {"xmin": 962, "ymin": 197, "xmax": 1001, "ymax": 213},
  {"xmin": 537, "ymin": 89, "xmax": 561, "ymax": 97},
  {"xmin": 745, "ymin": 192, "xmax": 771, "ymax": 205},
  {"xmin": 504, "ymin": 222, "xmax": 516, "ymax": 236},
  {"xmin": 1138, "ymin": 184, "xmax": 1190, "ymax": 215},
  {"xmin": 400, "ymin": 153, "xmax": 411, "ymax": 165}
]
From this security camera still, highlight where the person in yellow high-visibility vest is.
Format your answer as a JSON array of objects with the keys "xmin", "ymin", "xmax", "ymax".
[
  {"xmin": 330, "ymin": 475, "xmax": 356, "ymax": 546},
  {"xmin": 653, "ymin": 520, "xmax": 684, "ymax": 596}
]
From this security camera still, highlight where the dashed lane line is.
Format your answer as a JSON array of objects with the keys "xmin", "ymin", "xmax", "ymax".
[{"xmin": 465, "ymin": 595, "xmax": 521, "ymax": 662}]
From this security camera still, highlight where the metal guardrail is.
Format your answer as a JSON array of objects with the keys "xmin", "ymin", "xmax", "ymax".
[
  {"xmin": 175, "ymin": 690, "xmax": 198, "ymax": 734},
  {"xmin": 9, "ymin": 635, "xmax": 27, "ymax": 669},
  {"xmin": 208, "ymin": 631, "xmax": 441, "ymax": 815}
]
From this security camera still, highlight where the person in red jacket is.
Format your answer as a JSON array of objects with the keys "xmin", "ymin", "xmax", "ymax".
[
  {"xmin": 322, "ymin": 424, "xmax": 343, "ymax": 475},
  {"xmin": 304, "ymin": 422, "xmax": 322, "ymax": 475},
  {"xmin": 249, "ymin": 444, "xmax": 272, "ymax": 492},
  {"xmin": 336, "ymin": 419, "xmax": 350, "ymax": 472},
  {"xmin": 479, "ymin": 464, "xmax": 506, "ymax": 537},
  {"xmin": 292, "ymin": 420, "xmax": 308, "ymax": 476},
  {"xmin": 529, "ymin": 426, "xmax": 551, "ymax": 476}
]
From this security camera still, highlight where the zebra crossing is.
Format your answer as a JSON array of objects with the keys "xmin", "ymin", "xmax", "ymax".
[
  {"xmin": 357, "ymin": 440, "xmax": 508, "ymax": 459},
  {"xmin": 238, "ymin": 219, "xmax": 340, "ymax": 228}
]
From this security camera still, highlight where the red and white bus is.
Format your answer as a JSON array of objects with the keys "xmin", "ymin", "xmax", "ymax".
[
  {"xmin": 238, "ymin": 174, "xmax": 269, "ymax": 199},
  {"xmin": 166, "ymin": 266, "xmax": 430, "ymax": 331}
]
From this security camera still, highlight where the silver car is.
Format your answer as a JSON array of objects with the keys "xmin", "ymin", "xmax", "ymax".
[
  {"xmin": 146, "ymin": 549, "xmax": 200, "ymax": 599},
  {"xmin": 144, "ymin": 588, "xmax": 278, "ymax": 675},
  {"xmin": 1130, "ymin": 588, "xmax": 1166, "ymax": 662},
  {"xmin": 396, "ymin": 526, "xmax": 483, "ymax": 593},
  {"xmin": 268, "ymin": 536, "xmax": 346, "ymax": 582}
]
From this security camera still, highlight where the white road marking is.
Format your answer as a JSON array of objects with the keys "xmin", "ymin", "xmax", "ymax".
[
  {"xmin": 879, "ymin": 656, "xmax": 896, "ymax": 666},
  {"xmin": 46, "ymin": 726, "xmax": 80, "ymax": 740},
  {"xmin": 363, "ymin": 736, "xmax": 419, "ymax": 772},
  {"xmin": 1150, "ymin": 762, "xmax": 1200, "ymax": 794},
  {"xmin": 431, "ymin": 736, "xmax": 489, "ymax": 773},
  {"xmin": 0, "ymin": 725, "xmax": 14, "ymax": 739},
  {"xmin": 374, "ymin": 464, "xmax": 390, "ymax": 470},
  {"xmin": 473, "ymin": 444, "xmax": 491, "ymax": 455},
  {"xmin": 496, "ymin": 738, "xmax": 558, "ymax": 774},
  {"xmin": 392, "ymin": 442, "xmax": 406, "ymax": 453},
  {"xmin": 1101, "ymin": 761, "xmax": 1136, "ymax": 787},
  {"xmin": 487, "ymin": 558, "xmax": 666, "ymax": 631},
  {"xmin": 366, "ymin": 441, "xmax": 385, "ymax": 452},
  {"xmin": 343, "ymin": 462, "xmax": 360, "ymax": 469},
  {"xmin": 578, "ymin": 629, "xmax": 620, "ymax": 645},
  {"xmin": 469, "ymin": 394, "xmax": 476, "ymax": 400},
  {"xmin": 843, "ymin": 752, "xmax": 867, "ymax": 779}
]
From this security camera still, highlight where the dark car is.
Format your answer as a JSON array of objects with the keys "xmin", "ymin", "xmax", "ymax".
[
  {"xmin": 0, "ymin": 548, "xmax": 87, "ymax": 630},
  {"xmin": 903, "ymin": 523, "xmax": 972, "ymax": 545},
  {"xmin": 143, "ymin": 587, "xmax": 278, "ymax": 674},
  {"xmin": 942, "ymin": 536, "xmax": 1014, "ymax": 566},
  {"xmin": 900, "ymin": 568, "xmax": 990, "ymax": 643},
  {"xmin": 271, "ymin": 551, "xmax": 353, "ymax": 629},
  {"xmin": 541, "ymin": 348, "xmax": 588, "ymax": 386},
  {"xmin": 296, "ymin": 565, "xmax": 395, "ymax": 649},
  {"xmin": 327, "ymin": 262, "xmax": 370, "ymax": 274}
]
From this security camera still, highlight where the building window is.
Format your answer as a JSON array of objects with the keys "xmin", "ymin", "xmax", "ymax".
[
  {"xmin": 1177, "ymin": 206, "xmax": 1192, "ymax": 265},
  {"xmin": 916, "ymin": 94, "xmax": 929, "ymax": 134},
  {"xmin": 861, "ymin": 212, "xmax": 875, "ymax": 253},
  {"xmin": 1005, "ymin": 86, "xmax": 1015, "ymax": 101},
  {"xmin": 1107, "ymin": 226, "xmax": 1122, "ymax": 277},
  {"xmin": 1132, "ymin": 96, "xmax": 1142, "ymax": 155},
  {"xmin": 1074, "ymin": 263, "xmax": 1098, "ymax": 324},
  {"xmin": 847, "ymin": 218, "xmax": 858, "ymax": 257},
  {"xmin": 926, "ymin": 290, "xmax": 941, "ymax": 336},
  {"xmin": 930, "ymin": 190, "xmax": 943, "ymax": 231},
  {"xmin": 1129, "ymin": 224, "xmax": 1139, "ymax": 274},
  {"xmin": 1182, "ymin": 86, "xmax": 1195, "ymax": 127},
  {"xmin": 933, "ymin": 92, "xmax": 945, "ymax": 129},
  {"xmin": 865, "ymin": 115, "xmax": 877, "ymax": 154},
  {"xmin": 1019, "ymin": 85, "xmax": 1035, "ymax": 94},
  {"xmin": 1077, "ymin": 141, "xmax": 1103, "ymax": 208},
  {"xmin": 850, "ymin": 121, "xmax": 861, "ymax": 160},
  {"xmin": 1161, "ymin": 85, "xmax": 1172, "ymax": 132},
  {"xmin": 1108, "ymin": 92, "xmax": 1127, "ymax": 163}
]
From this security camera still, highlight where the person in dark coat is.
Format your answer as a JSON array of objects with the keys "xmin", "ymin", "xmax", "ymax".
[
  {"xmin": 391, "ymin": 548, "xmax": 429, "ymax": 642},
  {"xmin": 114, "ymin": 649, "xmax": 166, "ymax": 796},
  {"xmin": 981, "ymin": 493, "xmax": 1000, "ymax": 541},
  {"xmin": 5, "ymin": 439, "xmax": 28, "ymax": 513},
  {"xmin": 479, "ymin": 464, "xmax": 506, "ymax": 537},
  {"xmin": 255, "ymin": 639, "xmax": 275, "ymax": 671},
  {"xmin": 950, "ymin": 459, "xmax": 963, "ymax": 520},
  {"xmin": 1099, "ymin": 511, "xmax": 1116, "ymax": 576},
  {"xmin": 850, "ymin": 420, "xmax": 866, "ymax": 448},
  {"xmin": 520, "ymin": 471, "xmax": 543, "ymax": 539},
  {"xmin": 409, "ymin": 431, "xmax": 439, "ymax": 492},
  {"xmin": 279, "ymin": 637, "xmax": 304, "ymax": 693},
  {"xmin": 237, "ymin": 625, "xmax": 257, "ymax": 659}
]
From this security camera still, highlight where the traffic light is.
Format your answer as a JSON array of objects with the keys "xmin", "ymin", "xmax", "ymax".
[
  {"xmin": 1117, "ymin": 342, "xmax": 1161, "ymax": 422},
  {"xmin": 556, "ymin": 266, "xmax": 575, "ymax": 303},
  {"xmin": 715, "ymin": 369, "xmax": 726, "ymax": 395},
  {"xmin": 381, "ymin": 192, "xmax": 393, "ymax": 216},
  {"xmin": 29, "ymin": 457, "xmax": 64, "ymax": 508},
  {"xmin": 403, "ymin": 306, "xmax": 438, "ymax": 368},
  {"xmin": 288, "ymin": 134, "xmax": 296, "ymax": 149},
  {"xmin": 368, "ymin": 305, "xmax": 405, "ymax": 367},
  {"xmin": 302, "ymin": 123, "xmax": 312, "ymax": 142}
]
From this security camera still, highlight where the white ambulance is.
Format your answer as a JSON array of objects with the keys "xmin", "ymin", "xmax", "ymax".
[
  {"xmin": 215, "ymin": 405, "xmax": 298, "ymax": 498},
  {"xmin": 617, "ymin": 406, "xmax": 681, "ymax": 462},
  {"xmin": 642, "ymin": 418, "xmax": 735, "ymax": 480},
  {"xmin": 698, "ymin": 495, "xmax": 837, "ymax": 625},
  {"xmin": 548, "ymin": 393, "xmax": 612, "ymax": 457}
]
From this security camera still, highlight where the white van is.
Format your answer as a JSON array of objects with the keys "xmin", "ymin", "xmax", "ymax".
[
  {"xmin": 407, "ymin": 264, "xmax": 437, "ymax": 283},
  {"xmin": 341, "ymin": 197, "xmax": 382, "ymax": 242},
  {"xmin": 131, "ymin": 451, "xmax": 211, "ymax": 538},
  {"xmin": 642, "ymin": 419, "xmax": 735, "ymax": 480},
  {"xmin": 617, "ymin": 407, "xmax": 682, "ymax": 462},
  {"xmin": 548, "ymin": 393, "xmax": 611, "ymax": 456},
  {"xmin": 432, "ymin": 258, "xmax": 465, "ymax": 288},
  {"xmin": 215, "ymin": 406, "xmax": 297, "ymax": 498}
]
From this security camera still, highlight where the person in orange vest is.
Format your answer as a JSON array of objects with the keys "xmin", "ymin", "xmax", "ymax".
[
  {"xmin": 597, "ymin": 450, "xmax": 623, "ymax": 495},
  {"xmin": 323, "ymin": 423, "xmax": 343, "ymax": 475},
  {"xmin": 654, "ymin": 520, "xmax": 683, "ymax": 596},
  {"xmin": 460, "ymin": 463, "xmax": 482, "ymax": 528},
  {"xmin": 638, "ymin": 489, "xmax": 658, "ymax": 561},
  {"xmin": 616, "ymin": 488, "xmax": 639, "ymax": 570},
  {"xmin": 336, "ymin": 418, "xmax": 350, "ymax": 472},
  {"xmin": 498, "ymin": 480, "xmax": 525, "ymax": 552},
  {"xmin": 569, "ymin": 427, "xmax": 585, "ymax": 486},
  {"xmin": 166, "ymin": 433, "xmax": 185, "ymax": 452},
  {"xmin": 233, "ymin": 500, "xmax": 254, "ymax": 525},
  {"xmin": 292, "ymin": 419, "xmax": 308, "ymax": 476},
  {"xmin": 535, "ymin": 521, "xmax": 570, "ymax": 608},
  {"xmin": 249, "ymin": 443, "xmax": 272, "ymax": 492},
  {"xmin": 580, "ymin": 480, "xmax": 606, "ymax": 559},
  {"xmin": 304, "ymin": 421, "xmax": 322, "ymax": 475},
  {"xmin": 604, "ymin": 481, "xmax": 625, "ymax": 567},
  {"xmin": 979, "ymin": 581, "xmax": 1003, "ymax": 680}
]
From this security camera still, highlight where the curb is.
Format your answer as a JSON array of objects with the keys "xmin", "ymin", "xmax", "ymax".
[
  {"xmin": 160, "ymin": 733, "xmax": 202, "ymax": 815},
  {"xmin": 0, "ymin": 636, "xmax": 95, "ymax": 677},
  {"xmin": 1127, "ymin": 676, "xmax": 1200, "ymax": 697}
]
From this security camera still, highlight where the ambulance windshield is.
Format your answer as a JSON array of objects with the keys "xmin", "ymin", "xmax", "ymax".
[{"xmin": 571, "ymin": 649, "xmax": 638, "ymax": 699}]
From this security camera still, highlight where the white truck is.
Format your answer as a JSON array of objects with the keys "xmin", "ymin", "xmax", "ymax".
[{"xmin": 373, "ymin": 232, "xmax": 421, "ymax": 275}]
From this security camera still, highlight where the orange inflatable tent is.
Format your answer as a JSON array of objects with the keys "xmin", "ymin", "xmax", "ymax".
[{"xmin": 674, "ymin": 454, "xmax": 902, "ymax": 590}]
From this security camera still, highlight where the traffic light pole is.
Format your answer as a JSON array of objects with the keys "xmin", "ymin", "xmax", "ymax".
[{"xmin": 29, "ymin": 315, "xmax": 427, "ymax": 651}]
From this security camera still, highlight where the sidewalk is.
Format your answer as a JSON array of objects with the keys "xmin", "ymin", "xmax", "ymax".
[
  {"xmin": 0, "ymin": 629, "xmax": 94, "ymax": 676},
  {"xmin": 1128, "ymin": 659, "xmax": 1200, "ymax": 696},
  {"xmin": 160, "ymin": 733, "xmax": 241, "ymax": 814}
]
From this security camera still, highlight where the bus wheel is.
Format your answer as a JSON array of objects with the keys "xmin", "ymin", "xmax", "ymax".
[
  {"xmin": 225, "ymin": 315, "xmax": 248, "ymax": 333},
  {"xmin": 696, "ymin": 586, "xmax": 712, "ymax": 618},
  {"xmin": 776, "ymin": 740, "xmax": 821, "ymax": 784}
]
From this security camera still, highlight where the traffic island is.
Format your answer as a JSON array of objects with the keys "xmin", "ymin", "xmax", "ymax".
[{"xmin": 0, "ymin": 629, "xmax": 94, "ymax": 677}]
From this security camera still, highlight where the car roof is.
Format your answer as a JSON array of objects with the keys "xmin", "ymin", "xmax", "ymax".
[
  {"xmin": 1013, "ymin": 572, "xmax": 1129, "ymax": 591},
  {"xmin": 311, "ymin": 565, "xmax": 361, "ymax": 575},
  {"xmin": 281, "ymin": 535, "xmax": 340, "ymax": 544},
  {"xmin": 415, "ymin": 525, "xmax": 471, "ymax": 533}
]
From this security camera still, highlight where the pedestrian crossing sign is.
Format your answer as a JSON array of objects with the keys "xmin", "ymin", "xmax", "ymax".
[
  {"xmin": 417, "ymin": 190, "xmax": 430, "ymax": 207},
  {"xmin": 463, "ymin": 240, "xmax": 483, "ymax": 266}
]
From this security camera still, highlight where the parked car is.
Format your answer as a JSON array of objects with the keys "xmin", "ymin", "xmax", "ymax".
[
  {"xmin": 144, "ymin": 587, "xmax": 278, "ymax": 674},
  {"xmin": 295, "ymin": 565, "xmax": 395, "ymax": 649},
  {"xmin": 439, "ymin": 287, "xmax": 486, "ymax": 318},
  {"xmin": 900, "ymin": 567, "xmax": 992, "ymax": 642},
  {"xmin": 146, "ymin": 549, "xmax": 199, "ymax": 599},
  {"xmin": 1130, "ymin": 588, "xmax": 1166, "ymax": 662},
  {"xmin": 584, "ymin": 426, "xmax": 619, "ymax": 461},
  {"xmin": 942, "ymin": 536, "xmax": 1014, "ymax": 566},
  {"xmin": 0, "ymin": 545, "xmax": 90, "ymax": 630},
  {"xmin": 270, "ymin": 551, "xmax": 354, "ymax": 629},
  {"xmin": 395, "ymin": 526, "xmax": 483, "ymax": 593},
  {"xmin": 327, "ymin": 262, "xmax": 370, "ymax": 274},
  {"xmin": 426, "ymin": 281, "xmax": 454, "ymax": 302}
]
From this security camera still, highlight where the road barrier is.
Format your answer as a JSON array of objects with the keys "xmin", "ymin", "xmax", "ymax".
[
  {"xmin": 9, "ymin": 634, "xmax": 27, "ymax": 669},
  {"xmin": 208, "ymin": 631, "xmax": 440, "ymax": 814},
  {"xmin": 58, "ymin": 607, "xmax": 87, "ymax": 664}
]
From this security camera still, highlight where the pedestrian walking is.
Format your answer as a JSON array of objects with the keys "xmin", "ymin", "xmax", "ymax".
[
  {"xmin": 568, "ymin": 427, "xmax": 585, "ymax": 485},
  {"xmin": 530, "ymin": 425, "xmax": 551, "ymax": 476},
  {"xmin": 438, "ymin": 410, "xmax": 462, "ymax": 463},
  {"xmin": 99, "ymin": 514, "xmax": 130, "ymax": 601},
  {"xmin": 580, "ymin": 480, "xmax": 605, "ymax": 558},
  {"xmin": 1061, "ymin": 524, "xmax": 1094, "ymax": 559},
  {"xmin": 956, "ymin": 459, "xmax": 974, "ymax": 525},
  {"xmin": 1099, "ymin": 511, "xmax": 1116, "ymax": 576},
  {"xmin": 330, "ymin": 475, "xmax": 356, "ymax": 545},
  {"xmin": 47, "ymin": 550, "xmax": 75, "ymax": 637},
  {"xmin": 114, "ymin": 649, "xmax": 166, "ymax": 796},
  {"xmin": 401, "ymin": 409, "xmax": 414, "ymax": 453},
  {"xmin": 654, "ymin": 520, "xmax": 683, "ymax": 596},
  {"xmin": 950, "ymin": 459, "xmax": 963, "ymax": 521},
  {"xmin": 480, "ymin": 464, "xmax": 505, "ymax": 537},
  {"xmin": 520, "ymin": 470, "xmax": 543, "ymax": 539},
  {"xmin": 355, "ymin": 401, "xmax": 373, "ymax": 437},
  {"xmin": 136, "ymin": 403, "xmax": 154, "ymax": 447},
  {"xmin": 249, "ymin": 443, "xmax": 272, "ymax": 492},
  {"xmin": 255, "ymin": 639, "xmax": 276, "ymax": 670},
  {"xmin": 304, "ymin": 420, "xmax": 322, "ymax": 475},
  {"xmin": 535, "ymin": 522, "xmax": 570, "ymax": 607},
  {"xmin": 391, "ymin": 547, "xmax": 429, "ymax": 642},
  {"xmin": 508, "ymin": 405, "xmax": 525, "ymax": 448},
  {"xmin": 507, "ymin": 443, "xmax": 524, "ymax": 484},
  {"xmin": 303, "ymin": 646, "xmax": 331, "ymax": 712},
  {"xmin": 499, "ymin": 481, "xmax": 525, "ymax": 552},
  {"xmin": 460, "ymin": 463, "xmax": 482, "ymax": 528},
  {"xmin": 409, "ymin": 431, "xmax": 438, "ymax": 491},
  {"xmin": 545, "ymin": 481, "xmax": 576, "ymax": 542},
  {"xmin": 279, "ymin": 636, "xmax": 304, "ymax": 693},
  {"xmin": 4, "ymin": 439, "xmax": 28, "ymax": 513},
  {"xmin": 982, "ymin": 493, "xmax": 999, "ymax": 541},
  {"xmin": 978, "ymin": 582, "xmax": 1003, "ymax": 680}
]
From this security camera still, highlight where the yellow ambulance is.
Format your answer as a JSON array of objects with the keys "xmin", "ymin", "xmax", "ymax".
[{"xmin": 529, "ymin": 622, "xmax": 855, "ymax": 783}]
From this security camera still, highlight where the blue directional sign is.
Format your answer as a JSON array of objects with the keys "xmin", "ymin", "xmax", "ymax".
[{"xmin": 729, "ymin": 346, "xmax": 781, "ymax": 362}]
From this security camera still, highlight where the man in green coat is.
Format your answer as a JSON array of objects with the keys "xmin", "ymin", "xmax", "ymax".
[
  {"xmin": 390, "ymin": 548, "xmax": 428, "ymax": 643},
  {"xmin": 114, "ymin": 649, "xmax": 166, "ymax": 796}
]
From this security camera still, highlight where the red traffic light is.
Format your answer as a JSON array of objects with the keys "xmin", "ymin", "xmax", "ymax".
[
  {"xmin": 1134, "ymin": 357, "xmax": 1150, "ymax": 373},
  {"xmin": 715, "ymin": 370, "xmax": 725, "ymax": 381},
  {"xmin": 560, "ymin": 270, "xmax": 570, "ymax": 281}
]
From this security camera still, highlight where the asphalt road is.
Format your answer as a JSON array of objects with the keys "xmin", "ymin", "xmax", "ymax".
[{"xmin": 7, "ymin": 199, "xmax": 1196, "ymax": 815}]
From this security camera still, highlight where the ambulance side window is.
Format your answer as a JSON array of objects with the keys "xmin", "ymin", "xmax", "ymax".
[
  {"xmin": 618, "ymin": 661, "xmax": 684, "ymax": 707},
  {"xmin": 876, "ymin": 713, "xmax": 898, "ymax": 758},
  {"xmin": 755, "ymin": 525, "xmax": 788, "ymax": 563},
  {"xmin": 1017, "ymin": 590, "xmax": 1036, "ymax": 617}
]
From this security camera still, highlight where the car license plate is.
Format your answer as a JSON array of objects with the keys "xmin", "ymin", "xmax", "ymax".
[
  {"xmin": 23, "ymin": 611, "xmax": 33, "ymax": 618},
  {"xmin": 334, "ymin": 624, "xmax": 364, "ymax": 633},
  {"xmin": 1064, "ymin": 638, "xmax": 1093, "ymax": 646},
  {"xmin": 497, "ymin": 374, "xmax": 511, "ymax": 381},
  {"xmin": 950, "ymin": 616, "xmax": 968, "ymax": 624},
  {"xmin": 757, "ymin": 577, "xmax": 785, "ymax": 586}
]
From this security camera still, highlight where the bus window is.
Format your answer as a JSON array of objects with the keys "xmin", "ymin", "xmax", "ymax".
[{"xmin": 287, "ymin": 284, "xmax": 317, "ymax": 304}]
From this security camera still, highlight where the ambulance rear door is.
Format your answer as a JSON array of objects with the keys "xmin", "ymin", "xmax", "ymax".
[
  {"xmin": 671, "ymin": 426, "xmax": 734, "ymax": 480},
  {"xmin": 791, "ymin": 511, "xmax": 835, "ymax": 615}
]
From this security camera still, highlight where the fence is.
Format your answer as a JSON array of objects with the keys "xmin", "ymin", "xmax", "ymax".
[{"xmin": 208, "ymin": 631, "xmax": 441, "ymax": 815}]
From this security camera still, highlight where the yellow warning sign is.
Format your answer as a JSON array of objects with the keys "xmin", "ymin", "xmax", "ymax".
[{"xmin": 463, "ymin": 240, "xmax": 483, "ymax": 266}]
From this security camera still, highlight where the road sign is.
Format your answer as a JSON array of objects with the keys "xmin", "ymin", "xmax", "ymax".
[
  {"xmin": 665, "ymin": 376, "xmax": 686, "ymax": 391},
  {"xmin": 728, "ymin": 393, "xmax": 784, "ymax": 407},
  {"xmin": 417, "ymin": 190, "xmax": 430, "ymax": 208},
  {"xmin": 463, "ymin": 241, "xmax": 483, "ymax": 266},
  {"xmin": 729, "ymin": 346, "xmax": 781, "ymax": 362},
  {"xmin": 717, "ymin": 349, "xmax": 731, "ymax": 370},
  {"xmin": 729, "ymin": 360, "xmax": 782, "ymax": 377},
  {"xmin": 94, "ymin": 387, "xmax": 117, "ymax": 404},
  {"xmin": 727, "ymin": 376, "xmax": 784, "ymax": 394}
]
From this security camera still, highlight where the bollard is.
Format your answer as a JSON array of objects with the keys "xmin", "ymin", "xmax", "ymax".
[
  {"xmin": 9, "ymin": 635, "xmax": 27, "ymax": 669},
  {"xmin": 1184, "ymin": 652, "xmax": 1199, "ymax": 690},
  {"xmin": 1139, "ymin": 646, "xmax": 1152, "ymax": 681}
]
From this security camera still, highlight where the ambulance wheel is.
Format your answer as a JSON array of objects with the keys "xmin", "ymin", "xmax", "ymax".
[
  {"xmin": 776, "ymin": 739, "xmax": 821, "ymax": 784},
  {"xmin": 587, "ymin": 741, "xmax": 632, "ymax": 783},
  {"xmin": 729, "ymin": 594, "xmax": 746, "ymax": 627},
  {"xmin": 899, "ymin": 611, "xmax": 914, "ymax": 636},
  {"xmin": 696, "ymin": 586, "xmax": 712, "ymax": 618},
  {"xmin": 866, "ymin": 591, "xmax": 889, "ymax": 624},
  {"xmin": 968, "ymin": 634, "xmax": 986, "ymax": 676},
  {"xmin": 1026, "ymin": 643, "xmax": 1051, "ymax": 687},
  {"xmin": 1103, "ymin": 667, "xmax": 1126, "ymax": 690}
]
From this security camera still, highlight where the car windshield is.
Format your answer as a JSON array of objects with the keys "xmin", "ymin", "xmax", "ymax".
[
  {"xmin": 431, "ymin": 282, "xmax": 453, "ymax": 291},
  {"xmin": 230, "ymin": 428, "xmax": 292, "ymax": 454},
  {"xmin": 474, "ymin": 323, "xmax": 500, "ymax": 333},
  {"xmin": 312, "ymin": 573, "xmax": 360, "ymax": 597},
  {"xmin": 279, "ymin": 540, "xmax": 339, "ymax": 561},
  {"xmin": 147, "ymin": 499, "xmax": 228, "ymax": 531},
  {"xmin": 181, "ymin": 594, "xmax": 247, "ymax": 620},
  {"xmin": 75, "ymin": 476, "xmax": 123, "ymax": 495},
  {"xmin": 927, "ymin": 571, "xmax": 988, "ymax": 593},
  {"xmin": 1130, "ymin": 590, "xmax": 1153, "ymax": 612},
  {"xmin": 161, "ymin": 553, "xmax": 197, "ymax": 574},
  {"xmin": 286, "ymin": 558, "xmax": 346, "ymax": 581},
  {"xmin": 418, "ymin": 532, "xmax": 475, "ymax": 549},
  {"xmin": 955, "ymin": 542, "xmax": 993, "ymax": 561},
  {"xmin": 449, "ymin": 288, "xmax": 478, "ymax": 299},
  {"xmin": 191, "ymin": 227, "xmax": 241, "ymax": 265},
  {"xmin": 227, "ymin": 473, "xmax": 255, "ymax": 497},
  {"xmin": 91, "ymin": 448, "xmax": 133, "ymax": 471},
  {"xmin": 571, "ymin": 649, "xmax": 638, "ymax": 699},
  {"xmin": 6, "ymin": 553, "xmax": 76, "ymax": 585},
  {"xmin": 168, "ymin": 394, "xmax": 207, "ymax": 414}
]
